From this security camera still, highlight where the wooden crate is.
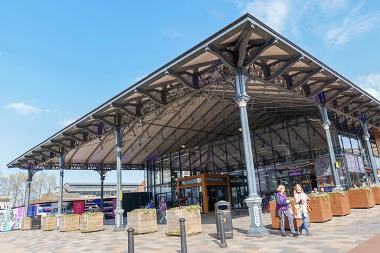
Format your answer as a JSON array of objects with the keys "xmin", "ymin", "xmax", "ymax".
[
  {"xmin": 21, "ymin": 217, "xmax": 32, "ymax": 231},
  {"xmin": 371, "ymin": 187, "xmax": 380, "ymax": 205},
  {"xmin": 42, "ymin": 216, "xmax": 57, "ymax": 231},
  {"xmin": 127, "ymin": 209, "xmax": 157, "ymax": 234},
  {"xmin": 167, "ymin": 205, "xmax": 202, "ymax": 236},
  {"xmin": 308, "ymin": 194, "xmax": 333, "ymax": 223},
  {"xmin": 329, "ymin": 192, "xmax": 351, "ymax": 216},
  {"xmin": 80, "ymin": 212, "xmax": 104, "ymax": 233},
  {"xmin": 269, "ymin": 201, "xmax": 303, "ymax": 230},
  {"xmin": 59, "ymin": 214, "xmax": 80, "ymax": 232},
  {"xmin": 348, "ymin": 188, "xmax": 375, "ymax": 209}
]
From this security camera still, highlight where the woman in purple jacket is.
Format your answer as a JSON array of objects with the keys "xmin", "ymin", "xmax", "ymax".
[{"xmin": 276, "ymin": 185, "xmax": 299, "ymax": 237}]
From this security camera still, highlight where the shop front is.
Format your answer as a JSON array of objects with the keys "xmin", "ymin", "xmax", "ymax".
[{"xmin": 176, "ymin": 174, "xmax": 231, "ymax": 214}]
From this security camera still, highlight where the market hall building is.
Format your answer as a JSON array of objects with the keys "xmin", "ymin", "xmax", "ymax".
[{"xmin": 7, "ymin": 14, "xmax": 380, "ymax": 235}]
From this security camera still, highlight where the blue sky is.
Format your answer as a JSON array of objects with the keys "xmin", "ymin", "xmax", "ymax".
[{"xmin": 1, "ymin": 0, "xmax": 380, "ymax": 184}]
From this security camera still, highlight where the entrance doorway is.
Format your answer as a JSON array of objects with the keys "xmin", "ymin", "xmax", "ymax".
[{"xmin": 176, "ymin": 174, "xmax": 231, "ymax": 213}]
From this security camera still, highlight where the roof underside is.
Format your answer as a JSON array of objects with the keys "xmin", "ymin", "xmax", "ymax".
[{"xmin": 8, "ymin": 13, "xmax": 380, "ymax": 170}]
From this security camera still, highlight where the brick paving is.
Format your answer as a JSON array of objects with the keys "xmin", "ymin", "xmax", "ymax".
[{"xmin": 1, "ymin": 206, "xmax": 380, "ymax": 253}]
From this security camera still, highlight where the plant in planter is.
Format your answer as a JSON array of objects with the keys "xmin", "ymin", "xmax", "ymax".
[
  {"xmin": 21, "ymin": 217, "xmax": 32, "ymax": 231},
  {"xmin": 59, "ymin": 214, "xmax": 80, "ymax": 232},
  {"xmin": 80, "ymin": 212, "xmax": 104, "ymax": 233},
  {"xmin": 307, "ymin": 193, "xmax": 333, "ymax": 223},
  {"xmin": 41, "ymin": 215, "xmax": 57, "ymax": 231},
  {"xmin": 127, "ymin": 208, "xmax": 157, "ymax": 234},
  {"xmin": 167, "ymin": 205, "xmax": 201, "ymax": 236},
  {"xmin": 348, "ymin": 187, "xmax": 375, "ymax": 208},
  {"xmin": 329, "ymin": 191, "xmax": 351, "ymax": 216},
  {"xmin": 370, "ymin": 185, "xmax": 380, "ymax": 205}
]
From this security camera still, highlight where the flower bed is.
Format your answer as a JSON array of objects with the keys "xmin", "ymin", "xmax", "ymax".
[
  {"xmin": 348, "ymin": 188, "xmax": 375, "ymax": 208},
  {"xmin": 371, "ymin": 186, "xmax": 380, "ymax": 205},
  {"xmin": 167, "ymin": 205, "xmax": 201, "ymax": 236},
  {"xmin": 21, "ymin": 217, "xmax": 32, "ymax": 231},
  {"xmin": 42, "ymin": 215, "xmax": 57, "ymax": 231},
  {"xmin": 308, "ymin": 194, "xmax": 333, "ymax": 223},
  {"xmin": 329, "ymin": 192, "xmax": 351, "ymax": 216},
  {"xmin": 59, "ymin": 214, "xmax": 80, "ymax": 232},
  {"xmin": 268, "ymin": 200, "xmax": 303, "ymax": 230},
  {"xmin": 127, "ymin": 209, "xmax": 157, "ymax": 234},
  {"xmin": 80, "ymin": 212, "xmax": 104, "ymax": 233}
]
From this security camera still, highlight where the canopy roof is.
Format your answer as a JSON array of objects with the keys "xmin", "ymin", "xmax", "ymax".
[{"xmin": 8, "ymin": 13, "xmax": 380, "ymax": 170}]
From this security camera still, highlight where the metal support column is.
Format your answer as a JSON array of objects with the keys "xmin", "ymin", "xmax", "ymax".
[
  {"xmin": 100, "ymin": 170, "xmax": 106, "ymax": 211},
  {"xmin": 234, "ymin": 67, "xmax": 268, "ymax": 237},
  {"xmin": 24, "ymin": 168, "xmax": 33, "ymax": 217},
  {"xmin": 114, "ymin": 123, "xmax": 124, "ymax": 231},
  {"xmin": 318, "ymin": 102, "xmax": 343, "ymax": 191},
  {"xmin": 58, "ymin": 152, "xmax": 65, "ymax": 215},
  {"xmin": 360, "ymin": 116, "xmax": 380, "ymax": 185}
]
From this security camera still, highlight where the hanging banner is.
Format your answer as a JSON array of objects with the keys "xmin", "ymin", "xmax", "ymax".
[
  {"xmin": 314, "ymin": 157, "xmax": 332, "ymax": 177},
  {"xmin": 357, "ymin": 156, "xmax": 365, "ymax": 173},
  {"xmin": 344, "ymin": 154, "xmax": 359, "ymax": 173}
]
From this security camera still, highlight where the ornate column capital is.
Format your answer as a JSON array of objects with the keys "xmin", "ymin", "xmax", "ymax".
[
  {"xmin": 234, "ymin": 94, "xmax": 251, "ymax": 107},
  {"xmin": 322, "ymin": 120, "xmax": 331, "ymax": 130}
]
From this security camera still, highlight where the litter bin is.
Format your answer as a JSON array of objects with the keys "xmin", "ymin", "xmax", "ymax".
[{"xmin": 214, "ymin": 200, "xmax": 233, "ymax": 239}]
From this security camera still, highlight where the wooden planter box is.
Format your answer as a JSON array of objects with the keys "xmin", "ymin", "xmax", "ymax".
[
  {"xmin": 21, "ymin": 217, "xmax": 32, "ymax": 231},
  {"xmin": 80, "ymin": 212, "xmax": 104, "ymax": 233},
  {"xmin": 167, "ymin": 205, "xmax": 202, "ymax": 236},
  {"xmin": 269, "ymin": 201, "xmax": 303, "ymax": 230},
  {"xmin": 42, "ymin": 216, "xmax": 57, "ymax": 231},
  {"xmin": 59, "ymin": 214, "xmax": 80, "ymax": 232},
  {"xmin": 348, "ymin": 188, "xmax": 375, "ymax": 209},
  {"xmin": 329, "ymin": 192, "xmax": 351, "ymax": 216},
  {"xmin": 371, "ymin": 187, "xmax": 380, "ymax": 205},
  {"xmin": 308, "ymin": 194, "xmax": 333, "ymax": 223},
  {"xmin": 127, "ymin": 209, "xmax": 157, "ymax": 234}
]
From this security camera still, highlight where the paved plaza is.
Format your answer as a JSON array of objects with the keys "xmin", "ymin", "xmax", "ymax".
[{"xmin": 1, "ymin": 206, "xmax": 380, "ymax": 253}]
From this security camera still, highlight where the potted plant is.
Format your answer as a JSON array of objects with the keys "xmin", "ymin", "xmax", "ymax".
[
  {"xmin": 308, "ymin": 193, "xmax": 333, "ymax": 223},
  {"xmin": 21, "ymin": 217, "xmax": 32, "ymax": 231},
  {"xmin": 348, "ymin": 187, "xmax": 375, "ymax": 208},
  {"xmin": 59, "ymin": 214, "xmax": 80, "ymax": 232},
  {"xmin": 370, "ymin": 185, "xmax": 380, "ymax": 205},
  {"xmin": 127, "ymin": 208, "xmax": 157, "ymax": 234},
  {"xmin": 329, "ymin": 191, "xmax": 351, "ymax": 216},
  {"xmin": 41, "ymin": 215, "xmax": 57, "ymax": 231},
  {"xmin": 268, "ymin": 199, "xmax": 303, "ymax": 231},
  {"xmin": 80, "ymin": 212, "xmax": 104, "ymax": 233},
  {"xmin": 167, "ymin": 205, "xmax": 202, "ymax": 236}
]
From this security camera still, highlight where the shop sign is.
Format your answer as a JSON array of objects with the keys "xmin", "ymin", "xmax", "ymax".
[{"xmin": 288, "ymin": 168, "xmax": 303, "ymax": 177}]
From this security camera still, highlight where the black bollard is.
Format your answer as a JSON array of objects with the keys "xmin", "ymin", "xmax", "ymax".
[
  {"xmin": 127, "ymin": 227, "xmax": 135, "ymax": 253},
  {"xmin": 217, "ymin": 211, "xmax": 227, "ymax": 248},
  {"xmin": 179, "ymin": 218, "xmax": 188, "ymax": 253}
]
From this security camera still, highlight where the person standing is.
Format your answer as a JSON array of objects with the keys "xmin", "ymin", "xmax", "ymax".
[
  {"xmin": 158, "ymin": 197, "xmax": 167, "ymax": 224},
  {"xmin": 276, "ymin": 185, "xmax": 299, "ymax": 237},
  {"xmin": 294, "ymin": 184, "xmax": 311, "ymax": 236}
]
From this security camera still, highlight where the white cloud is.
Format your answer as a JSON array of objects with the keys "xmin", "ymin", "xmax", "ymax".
[
  {"xmin": 5, "ymin": 102, "xmax": 42, "ymax": 114},
  {"xmin": 325, "ymin": 13, "xmax": 378, "ymax": 45},
  {"xmin": 318, "ymin": 0, "xmax": 347, "ymax": 11},
  {"xmin": 58, "ymin": 118, "xmax": 76, "ymax": 127},
  {"xmin": 243, "ymin": 0, "xmax": 291, "ymax": 33},
  {"xmin": 356, "ymin": 74, "xmax": 380, "ymax": 101}
]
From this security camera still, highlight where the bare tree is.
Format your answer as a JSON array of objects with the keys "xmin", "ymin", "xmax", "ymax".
[
  {"xmin": 7, "ymin": 172, "xmax": 27, "ymax": 207},
  {"xmin": 31, "ymin": 171, "xmax": 57, "ymax": 200},
  {"xmin": 0, "ymin": 172, "xmax": 9, "ymax": 197}
]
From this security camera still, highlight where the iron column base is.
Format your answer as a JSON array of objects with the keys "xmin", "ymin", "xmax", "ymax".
[
  {"xmin": 113, "ymin": 208, "xmax": 125, "ymax": 232},
  {"xmin": 245, "ymin": 196, "xmax": 268, "ymax": 237},
  {"xmin": 332, "ymin": 186, "xmax": 344, "ymax": 192}
]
